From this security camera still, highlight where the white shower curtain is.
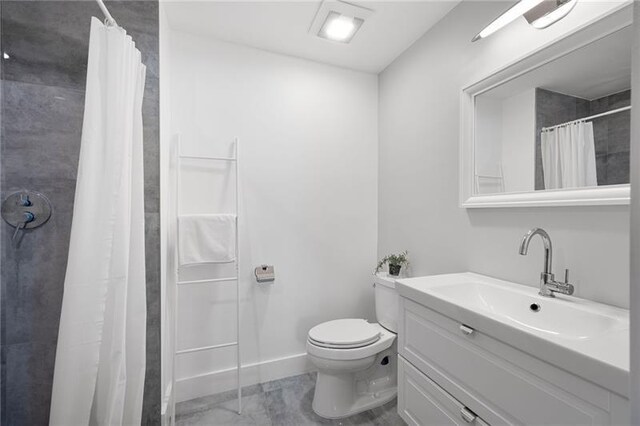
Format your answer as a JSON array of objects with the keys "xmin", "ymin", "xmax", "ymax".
[
  {"xmin": 541, "ymin": 121, "xmax": 598, "ymax": 190},
  {"xmin": 50, "ymin": 17, "xmax": 147, "ymax": 426}
]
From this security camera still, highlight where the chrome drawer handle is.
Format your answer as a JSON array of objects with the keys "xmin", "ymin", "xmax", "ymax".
[
  {"xmin": 460, "ymin": 324, "xmax": 475, "ymax": 336},
  {"xmin": 460, "ymin": 407, "xmax": 477, "ymax": 423}
]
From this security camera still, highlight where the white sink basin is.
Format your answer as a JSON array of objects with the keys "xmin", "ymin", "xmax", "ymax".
[
  {"xmin": 428, "ymin": 280, "xmax": 626, "ymax": 340},
  {"xmin": 396, "ymin": 272, "xmax": 629, "ymax": 396}
]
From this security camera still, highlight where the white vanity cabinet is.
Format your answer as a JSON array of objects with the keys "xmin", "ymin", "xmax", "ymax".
[
  {"xmin": 398, "ymin": 356, "xmax": 490, "ymax": 426},
  {"xmin": 397, "ymin": 297, "xmax": 630, "ymax": 425}
]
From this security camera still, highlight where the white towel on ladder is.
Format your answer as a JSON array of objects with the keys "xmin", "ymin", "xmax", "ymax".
[{"xmin": 178, "ymin": 214, "xmax": 236, "ymax": 266}]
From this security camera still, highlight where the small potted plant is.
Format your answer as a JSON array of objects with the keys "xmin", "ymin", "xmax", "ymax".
[{"xmin": 375, "ymin": 250, "xmax": 409, "ymax": 277}]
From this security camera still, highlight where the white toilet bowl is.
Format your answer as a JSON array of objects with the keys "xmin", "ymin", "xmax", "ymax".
[
  {"xmin": 306, "ymin": 318, "xmax": 398, "ymax": 419},
  {"xmin": 306, "ymin": 274, "xmax": 400, "ymax": 419}
]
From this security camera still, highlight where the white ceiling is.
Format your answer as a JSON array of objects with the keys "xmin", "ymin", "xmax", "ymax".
[
  {"xmin": 483, "ymin": 25, "xmax": 633, "ymax": 101},
  {"xmin": 163, "ymin": 1, "xmax": 461, "ymax": 74}
]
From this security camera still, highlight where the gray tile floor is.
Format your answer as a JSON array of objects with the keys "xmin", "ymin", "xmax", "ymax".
[{"xmin": 176, "ymin": 372, "xmax": 405, "ymax": 426}]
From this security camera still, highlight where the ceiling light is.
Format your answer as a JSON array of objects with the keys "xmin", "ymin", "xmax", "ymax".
[
  {"xmin": 320, "ymin": 12, "xmax": 363, "ymax": 43},
  {"xmin": 472, "ymin": 0, "xmax": 545, "ymax": 42},
  {"xmin": 309, "ymin": 0, "xmax": 372, "ymax": 45},
  {"xmin": 525, "ymin": 0, "xmax": 577, "ymax": 29}
]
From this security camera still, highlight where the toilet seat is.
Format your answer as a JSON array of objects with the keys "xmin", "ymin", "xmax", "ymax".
[
  {"xmin": 308, "ymin": 319, "xmax": 381, "ymax": 349},
  {"xmin": 307, "ymin": 321, "xmax": 396, "ymax": 361}
]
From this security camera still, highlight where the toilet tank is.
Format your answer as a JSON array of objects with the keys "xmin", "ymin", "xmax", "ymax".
[{"xmin": 374, "ymin": 273, "xmax": 399, "ymax": 333}]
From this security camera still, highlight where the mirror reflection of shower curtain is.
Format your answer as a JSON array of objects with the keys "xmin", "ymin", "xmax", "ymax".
[
  {"xmin": 50, "ymin": 18, "xmax": 147, "ymax": 425},
  {"xmin": 541, "ymin": 121, "xmax": 597, "ymax": 189}
]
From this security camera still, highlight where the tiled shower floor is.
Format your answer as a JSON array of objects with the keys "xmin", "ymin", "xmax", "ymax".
[{"xmin": 175, "ymin": 372, "xmax": 405, "ymax": 425}]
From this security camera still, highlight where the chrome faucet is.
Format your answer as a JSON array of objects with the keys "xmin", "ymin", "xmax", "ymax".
[{"xmin": 519, "ymin": 228, "xmax": 574, "ymax": 297}]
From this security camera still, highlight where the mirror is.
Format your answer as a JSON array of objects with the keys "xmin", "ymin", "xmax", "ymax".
[{"xmin": 461, "ymin": 7, "xmax": 632, "ymax": 208}]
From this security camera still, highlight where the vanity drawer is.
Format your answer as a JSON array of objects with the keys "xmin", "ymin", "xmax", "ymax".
[
  {"xmin": 399, "ymin": 298, "xmax": 609, "ymax": 425},
  {"xmin": 399, "ymin": 355, "xmax": 490, "ymax": 426}
]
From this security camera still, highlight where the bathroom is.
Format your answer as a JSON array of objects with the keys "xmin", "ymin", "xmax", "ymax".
[{"xmin": 1, "ymin": 0, "xmax": 639, "ymax": 425}]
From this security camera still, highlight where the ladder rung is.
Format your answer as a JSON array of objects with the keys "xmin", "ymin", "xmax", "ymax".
[
  {"xmin": 175, "ymin": 363, "xmax": 241, "ymax": 384},
  {"xmin": 176, "ymin": 342, "xmax": 238, "ymax": 355},
  {"xmin": 180, "ymin": 154, "xmax": 236, "ymax": 162},
  {"xmin": 178, "ymin": 277, "xmax": 238, "ymax": 285}
]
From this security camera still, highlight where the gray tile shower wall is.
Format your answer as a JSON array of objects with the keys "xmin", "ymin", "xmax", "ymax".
[
  {"xmin": 535, "ymin": 88, "xmax": 631, "ymax": 190},
  {"xmin": 589, "ymin": 90, "xmax": 632, "ymax": 186},
  {"xmin": 534, "ymin": 89, "xmax": 589, "ymax": 190},
  {"xmin": 0, "ymin": 1, "xmax": 160, "ymax": 425}
]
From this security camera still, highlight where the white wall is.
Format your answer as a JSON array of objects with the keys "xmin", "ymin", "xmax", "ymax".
[
  {"xmin": 474, "ymin": 88, "xmax": 535, "ymax": 194},
  {"xmin": 167, "ymin": 31, "xmax": 378, "ymax": 401},
  {"xmin": 475, "ymin": 96, "xmax": 503, "ymax": 187},
  {"xmin": 379, "ymin": 1, "xmax": 631, "ymax": 309},
  {"xmin": 629, "ymin": 2, "xmax": 639, "ymax": 421},
  {"xmin": 501, "ymin": 89, "xmax": 535, "ymax": 193},
  {"xmin": 158, "ymin": 2, "xmax": 175, "ymax": 422}
]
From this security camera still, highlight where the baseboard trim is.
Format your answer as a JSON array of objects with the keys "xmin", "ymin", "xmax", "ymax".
[{"xmin": 175, "ymin": 352, "xmax": 314, "ymax": 403}]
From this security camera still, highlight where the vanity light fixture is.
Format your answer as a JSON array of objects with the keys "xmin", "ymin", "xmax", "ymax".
[
  {"xmin": 472, "ymin": 0, "xmax": 544, "ymax": 42},
  {"xmin": 310, "ymin": 1, "xmax": 373, "ymax": 44},
  {"xmin": 525, "ymin": 0, "xmax": 577, "ymax": 29},
  {"xmin": 472, "ymin": 0, "xmax": 577, "ymax": 42}
]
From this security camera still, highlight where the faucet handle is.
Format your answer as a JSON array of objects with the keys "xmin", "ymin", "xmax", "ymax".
[{"xmin": 563, "ymin": 269, "xmax": 570, "ymax": 283}]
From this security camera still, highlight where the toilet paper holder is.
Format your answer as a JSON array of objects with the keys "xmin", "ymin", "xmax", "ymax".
[{"xmin": 255, "ymin": 265, "xmax": 275, "ymax": 283}]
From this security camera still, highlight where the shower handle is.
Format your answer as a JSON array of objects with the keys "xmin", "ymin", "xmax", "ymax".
[
  {"xmin": 1, "ymin": 190, "xmax": 52, "ymax": 245},
  {"xmin": 12, "ymin": 212, "xmax": 35, "ymax": 241}
]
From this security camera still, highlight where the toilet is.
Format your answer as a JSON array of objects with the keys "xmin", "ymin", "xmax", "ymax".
[{"xmin": 306, "ymin": 274, "xmax": 399, "ymax": 419}]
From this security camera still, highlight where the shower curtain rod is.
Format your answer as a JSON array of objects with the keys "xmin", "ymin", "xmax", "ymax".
[
  {"xmin": 96, "ymin": 0, "xmax": 117, "ymax": 27},
  {"xmin": 542, "ymin": 105, "xmax": 631, "ymax": 131}
]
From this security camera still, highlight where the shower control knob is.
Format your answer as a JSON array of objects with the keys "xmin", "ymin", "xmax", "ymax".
[
  {"xmin": 19, "ymin": 193, "xmax": 32, "ymax": 206},
  {"xmin": 2, "ymin": 190, "xmax": 52, "ymax": 245}
]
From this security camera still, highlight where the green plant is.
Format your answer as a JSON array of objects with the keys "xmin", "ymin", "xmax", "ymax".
[{"xmin": 375, "ymin": 250, "xmax": 409, "ymax": 273}]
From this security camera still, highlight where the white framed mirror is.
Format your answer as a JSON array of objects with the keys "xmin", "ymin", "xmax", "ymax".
[{"xmin": 460, "ymin": 5, "xmax": 632, "ymax": 208}]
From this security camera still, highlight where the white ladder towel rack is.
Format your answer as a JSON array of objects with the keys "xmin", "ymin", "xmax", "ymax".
[
  {"xmin": 171, "ymin": 136, "xmax": 242, "ymax": 423},
  {"xmin": 475, "ymin": 164, "xmax": 505, "ymax": 194}
]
